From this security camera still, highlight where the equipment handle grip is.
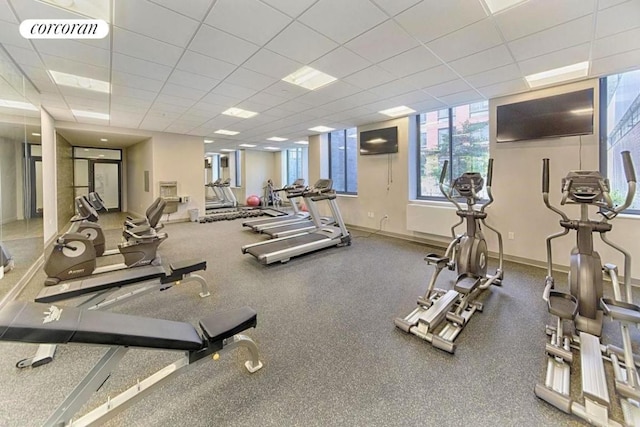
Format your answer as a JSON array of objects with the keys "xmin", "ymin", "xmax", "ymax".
[
  {"xmin": 621, "ymin": 151, "xmax": 636, "ymax": 183},
  {"xmin": 542, "ymin": 158, "xmax": 550, "ymax": 193},
  {"xmin": 486, "ymin": 158, "xmax": 494, "ymax": 186},
  {"xmin": 440, "ymin": 160, "xmax": 449, "ymax": 184}
]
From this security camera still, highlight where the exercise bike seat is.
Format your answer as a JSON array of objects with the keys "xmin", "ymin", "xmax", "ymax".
[
  {"xmin": 424, "ymin": 253, "xmax": 449, "ymax": 268},
  {"xmin": 601, "ymin": 298, "xmax": 640, "ymax": 325},
  {"xmin": 454, "ymin": 273, "xmax": 481, "ymax": 295},
  {"xmin": 547, "ymin": 291, "xmax": 578, "ymax": 320}
]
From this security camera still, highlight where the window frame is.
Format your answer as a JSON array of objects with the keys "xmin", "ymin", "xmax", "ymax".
[
  {"xmin": 328, "ymin": 128, "xmax": 358, "ymax": 195},
  {"xmin": 286, "ymin": 147, "xmax": 303, "ymax": 185}
]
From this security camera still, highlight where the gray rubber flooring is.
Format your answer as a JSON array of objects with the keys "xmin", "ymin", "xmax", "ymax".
[{"xmin": 0, "ymin": 219, "xmax": 635, "ymax": 426}]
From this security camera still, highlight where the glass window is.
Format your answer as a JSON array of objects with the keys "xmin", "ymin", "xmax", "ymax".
[
  {"xmin": 286, "ymin": 147, "xmax": 303, "ymax": 185},
  {"xmin": 417, "ymin": 102, "xmax": 490, "ymax": 199},
  {"xmin": 235, "ymin": 150, "xmax": 242, "ymax": 187},
  {"xmin": 601, "ymin": 69, "xmax": 640, "ymax": 213},
  {"xmin": 329, "ymin": 127, "xmax": 357, "ymax": 194}
]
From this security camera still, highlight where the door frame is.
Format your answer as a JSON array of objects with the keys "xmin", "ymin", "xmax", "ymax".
[{"xmin": 90, "ymin": 159, "xmax": 122, "ymax": 212}]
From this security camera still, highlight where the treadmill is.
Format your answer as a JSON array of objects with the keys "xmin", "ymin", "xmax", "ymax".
[
  {"xmin": 241, "ymin": 179, "xmax": 351, "ymax": 264},
  {"xmin": 242, "ymin": 179, "xmax": 309, "ymax": 231}
]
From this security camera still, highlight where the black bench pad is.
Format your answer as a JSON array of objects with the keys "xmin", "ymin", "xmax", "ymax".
[
  {"xmin": 162, "ymin": 259, "xmax": 207, "ymax": 284},
  {"xmin": 0, "ymin": 301, "xmax": 203, "ymax": 351},
  {"xmin": 35, "ymin": 265, "xmax": 167, "ymax": 303},
  {"xmin": 199, "ymin": 306, "xmax": 257, "ymax": 343}
]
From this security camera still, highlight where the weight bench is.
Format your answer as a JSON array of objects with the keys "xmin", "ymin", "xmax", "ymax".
[
  {"xmin": 0, "ymin": 301, "xmax": 263, "ymax": 427},
  {"xmin": 19, "ymin": 259, "xmax": 211, "ymax": 369}
]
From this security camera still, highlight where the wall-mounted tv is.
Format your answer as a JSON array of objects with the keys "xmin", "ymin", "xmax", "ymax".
[
  {"xmin": 360, "ymin": 126, "xmax": 398, "ymax": 155},
  {"xmin": 496, "ymin": 88, "xmax": 594, "ymax": 143}
]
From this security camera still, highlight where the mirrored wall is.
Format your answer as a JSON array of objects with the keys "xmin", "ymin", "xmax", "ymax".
[{"xmin": 0, "ymin": 48, "xmax": 42, "ymax": 295}]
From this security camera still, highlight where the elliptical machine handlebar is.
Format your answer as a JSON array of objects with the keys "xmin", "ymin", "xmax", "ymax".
[
  {"xmin": 541, "ymin": 158, "xmax": 570, "ymax": 222},
  {"xmin": 481, "ymin": 158, "xmax": 495, "ymax": 213},
  {"xmin": 438, "ymin": 160, "xmax": 463, "ymax": 211},
  {"xmin": 614, "ymin": 150, "xmax": 637, "ymax": 214}
]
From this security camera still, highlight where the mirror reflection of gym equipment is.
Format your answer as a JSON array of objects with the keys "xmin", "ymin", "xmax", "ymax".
[{"xmin": 73, "ymin": 147, "xmax": 122, "ymax": 211}]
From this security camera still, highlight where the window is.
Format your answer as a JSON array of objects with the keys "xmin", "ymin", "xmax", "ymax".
[
  {"xmin": 328, "ymin": 127, "xmax": 357, "ymax": 194},
  {"xmin": 417, "ymin": 101, "xmax": 490, "ymax": 199},
  {"xmin": 234, "ymin": 150, "xmax": 242, "ymax": 187},
  {"xmin": 601, "ymin": 69, "xmax": 640, "ymax": 213},
  {"xmin": 286, "ymin": 147, "xmax": 304, "ymax": 185}
]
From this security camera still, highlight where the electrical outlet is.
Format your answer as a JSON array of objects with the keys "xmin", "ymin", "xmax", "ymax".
[{"xmin": 508, "ymin": 232, "xmax": 515, "ymax": 240}]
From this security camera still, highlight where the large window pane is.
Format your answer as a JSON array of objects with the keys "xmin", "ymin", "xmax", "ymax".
[
  {"xmin": 452, "ymin": 103, "xmax": 489, "ymax": 197},
  {"xmin": 603, "ymin": 70, "xmax": 640, "ymax": 212},
  {"xmin": 418, "ymin": 111, "xmax": 450, "ymax": 197},
  {"xmin": 287, "ymin": 147, "xmax": 303, "ymax": 184},
  {"xmin": 346, "ymin": 127, "xmax": 358, "ymax": 193},
  {"xmin": 329, "ymin": 130, "xmax": 346, "ymax": 193}
]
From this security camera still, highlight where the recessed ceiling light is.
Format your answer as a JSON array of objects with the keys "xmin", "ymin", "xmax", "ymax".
[
  {"xmin": 525, "ymin": 61, "xmax": 589, "ymax": 88},
  {"xmin": 220, "ymin": 148, "xmax": 235, "ymax": 152},
  {"xmin": 264, "ymin": 146, "xmax": 279, "ymax": 150},
  {"xmin": 239, "ymin": 143, "xmax": 256, "ymax": 148},
  {"xmin": 282, "ymin": 66, "xmax": 337, "ymax": 91},
  {"xmin": 100, "ymin": 138, "xmax": 108, "ymax": 142},
  {"xmin": 267, "ymin": 137, "xmax": 288, "ymax": 142},
  {"xmin": 49, "ymin": 70, "xmax": 110, "ymax": 93},
  {"xmin": 0, "ymin": 99, "xmax": 38, "ymax": 111},
  {"xmin": 214, "ymin": 129, "xmax": 239, "ymax": 136},
  {"xmin": 482, "ymin": 0, "xmax": 527, "ymax": 14},
  {"xmin": 32, "ymin": 132, "xmax": 41, "ymax": 136},
  {"xmin": 72, "ymin": 109, "xmax": 109, "ymax": 120},
  {"xmin": 222, "ymin": 107, "xmax": 258, "ymax": 119},
  {"xmin": 294, "ymin": 140, "xmax": 309, "ymax": 145},
  {"xmin": 204, "ymin": 139, "xmax": 214, "ymax": 143},
  {"xmin": 308, "ymin": 126, "xmax": 335, "ymax": 133},
  {"xmin": 379, "ymin": 105, "xmax": 416, "ymax": 118}
]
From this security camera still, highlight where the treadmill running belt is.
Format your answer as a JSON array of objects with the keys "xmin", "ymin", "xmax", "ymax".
[{"xmin": 245, "ymin": 233, "xmax": 328, "ymax": 258}]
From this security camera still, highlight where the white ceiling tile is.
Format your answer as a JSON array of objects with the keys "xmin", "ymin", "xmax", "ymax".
[
  {"xmin": 231, "ymin": 100, "xmax": 272, "ymax": 113},
  {"xmin": 438, "ymin": 90, "xmax": 484, "ymax": 107},
  {"xmin": 0, "ymin": 0, "xmax": 17, "ymax": 23},
  {"xmin": 295, "ymin": 81, "xmax": 361, "ymax": 105},
  {"xmin": 155, "ymin": 94, "xmax": 197, "ymax": 108},
  {"xmin": 266, "ymin": 99, "xmax": 312, "ymax": 114},
  {"xmin": 411, "ymin": 98, "xmax": 447, "ymax": 113},
  {"xmin": 167, "ymin": 70, "xmax": 220, "ymax": 92},
  {"xmin": 517, "ymin": 43, "xmax": 590, "ymax": 76},
  {"xmin": 320, "ymin": 91, "xmax": 379, "ymax": 112},
  {"xmin": 382, "ymin": 90, "xmax": 433, "ymax": 108},
  {"xmin": 368, "ymin": 78, "xmax": 417, "ymax": 98},
  {"xmin": 34, "ymin": 40, "xmax": 110, "ymax": 69},
  {"xmin": 164, "ymin": 123, "xmax": 197, "ymax": 134},
  {"xmin": 266, "ymin": 21, "xmax": 338, "ymax": 64},
  {"xmin": 149, "ymin": 0, "xmax": 215, "ymax": 20},
  {"xmin": 377, "ymin": 46, "xmax": 442, "ymax": 78},
  {"xmin": 508, "ymin": 16, "xmax": 593, "ymax": 61},
  {"xmin": 395, "ymin": 0, "xmax": 486, "ymax": 42},
  {"xmin": 206, "ymin": 0, "xmax": 292, "ymax": 45},
  {"xmin": 111, "ymin": 71, "xmax": 165, "ymax": 92},
  {"xmin": 59, "ymin": 87, "xmax": 110, "ymax": 102},
  {"xmin": 465, "ymin": 63, "xmax": 522, "ymax": 88},
  {"xmin": 403, "ymin": 65, "xmax": 459, "ymax": 89},
  {"xmin": 237, "ymin": 91, "xmax": 288, "ymax": 108},
  {"xmin": 496, "ymin": 0, "xmax": 595, "ymax": 41},
  {"xmin": 369, "ymin": 0, "xmax": 421, "ymax": 17},
  {"xmin": 598, "ymin": 0, "xmax": 630, "ymax": 10},
  {"xmin": 139, "ymin": 118, "xmax": 172, "ymax": 132},
  {"xmin": 342, "ymin": 66, "xmax": 396, "ymax": 90},
  {"xmin": 591, "ymin": 47, "xmax": 640, "ymax": 77},
  {"xmin": 345, "ymin": 19, "xmax": 419, "ymax": 63},
  {"xmin": 310, "ymin": 47, "xmax": 371, "ymax": 79},
  {"xmin": 4, "ymin": 45, "xmax": 44, "ymax": 68},
  {"xmin": 111, "ymin": 99, "xmax": 153, "ymax": 110},
  {"xmin": 161, "ymin": 83, "xmax": 208, "ymax": 101},
  {"xmin": 242, "ymin": 49, "xmax": 302, "ymax": 79},
  {"xmin": 112, "ymin": 53, "xmax": 173, "ymax": 81},
  {"xmin": 189, "ymin": 24, "xmax": 260, "ymax": 65},
  {"xmin": 41, "ymin": 55, "xmax": 110, "ymax": 81},
  {"xmin": 223, "ymin": 68, "xmax": 278, "ymax": 92},
  {"xmin": 200, "ymin": 91, "xmax": 243, "ymax": 107},
  {"xmin": 299, "ymin": 0, "xmax": 387, "ymax": 44},
  {"xmin": 210, "ymin": 81, "xmax": 256, "ymax": 100},
  {"xmin": 427, "ymin": 19, "xmax": 503, "ymax": 62},
  {"xmin": 449, "ymin": 45, "xmax": 514, "ymax": 77},
  {"xmin": 263, "ymin": 80, "xmax": 309, "ymax": 99},
  {"xmin": 595, "ymin": 0, "xmax": 640, "ymax": 39},
  {"xmin": 114, "ymin": 0, "xmax": 199, "ymax": 47},
  {"xmin": 149, "ymin": 103, "xmax": 190, "ymax": 115},
  {"xmin": 176, "ymin": 50, "xmax": 237, "ymax": 80},
  {"xmin": 593, "ymin": 27, "xmax": 640, "ymax": 59},
  {"xmin": 424, "ymin": 79, "xmax": 473, "ymax": 98},
  {"xmin": 113, "ymin": 27, "xmax": 183, "ymax": 67},
  {"xmin": 10, "ymin": 0, "xmax": 78, "ymax": 20},
  {"xmin": 478, "ymin": 78, "xmax": 528, "ymax": 99},
  {"xmin": 0, "ymin": 21, "xmax": 32, "ymax": 49},
  {"xmin": 260, "ymin": 0, "xmax": 316, "ymax": 18},
  {"xmin": 43, "ymin": 107, "xmax": 76, "ymax": 121}
]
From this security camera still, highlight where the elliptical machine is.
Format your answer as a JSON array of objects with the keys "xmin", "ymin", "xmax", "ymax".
[
  {"xmin": 535, "ymin": 151, "xmax": 638, "ymax": 426},
  {"xmin": 395, "ymin": 159, "xmax": 504, "ymax": 353}
]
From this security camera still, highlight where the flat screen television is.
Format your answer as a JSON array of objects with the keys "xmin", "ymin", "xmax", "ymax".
[
  {"xmin": 496, "ymin": 88, "xmax": 594, "ymax": 143},
  {"xmin": 360, "ymin": 126, "xmax": 398, "ymax": 155}
]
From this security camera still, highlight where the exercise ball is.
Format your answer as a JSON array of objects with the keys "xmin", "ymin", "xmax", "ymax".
[
  {"xmin": 300, "ymin": 202, "xmax": 308, "ymax": 212},
  {"xmin": 246, "ymin": 195, "xmax": 261, "ymax": 206}
]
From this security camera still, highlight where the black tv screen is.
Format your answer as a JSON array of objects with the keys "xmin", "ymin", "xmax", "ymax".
[
  {"xmin": 360, "ymin": 126, "xmax": 398, "ymax": 155},
  {"xmin": 496, "ymin": 88, "xmax": 594, "ymax": 142}
]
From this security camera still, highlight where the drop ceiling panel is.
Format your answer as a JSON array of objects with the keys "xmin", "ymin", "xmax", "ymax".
[
  {"xmin": 403, "ymin": 65, "xmax": 459, "ymax": 90},
  {"xmin": 595, "ymin": 0, "xmax": 640, "ymax": 39},
  {"xmin": 377, "ymin": 47, "xmax": 442, "ymax": 78},
  {"xmin": 161, "ymin": 83, "xmax": 208, "ymax": 101},
  {"xmin": 591, "ymin": 47, "xmax": 640, "ymax": 76},
  {"xmin": 426, "ymin": 19, "xmax": 503, "ymax": 62},
  {"xmin": 34, "ymin": 40, "xmax": 110, "ymax": 69},
  {"xmin": 0, "ymin": 0, "xmax": 16, "ymax": 23},
  {"xmin": 342, "ymin": 65, "xmax": 396, "ymax": 90},
  {"xmin": 448, "ymin": 45, "xmax": 513, "ymax": 77},
  {"xmin": 263, "ymin": 80, "xmax": 309, "ymax": 99},
  {"xmin": 310, "ymin": 47, "xmax": 371, "ymax": 79},
  {"xmin": 598, "ymin": 0, "xmax": 630, "ymax": 10},
  {"xmin": 465, "ymin": 63, "xmax": 521, "ymax": 88},
  {"xmin": 200, "ymin": 91, "xmax": 242, "ymax": 107},
  {"xmin": 295, "ymin": 81, "xmax": 361, "ymax": 105},
  {"xmin": 411, "ymin": 97, "xmax": 447, "ymax": 113},
  {"xmin": 265, "ymin": 21, "xmax": 338, "ymax": 64},
  {"xmin": 41, "ymin": 55, "xmax": 110, "ymax": 81},
  {"xmin": 176, "ymin": 51, "xmax": 237, "ymax": 80},
  {"xmin": 508, "ymin": 16, "xmax": 593, "ymax": 61},
  {"xmin": 478, "ymin": 78, "xmax": 528, "ymax": 99},
  {"xmin": 242, "ymin": 49, "xmax": 302, "ymax": 79},
  {"xmin": 58, "ymin": 87, "xmax": 110, "ymax": 102},
  {"xmin": 189, "ymin": 24, "xmax": 260, "ymax": 65},
  {"xmin": 3, "ymin": 45, "xmax": 44, "ymax": 68},
  {"xmin": 231, "ymin": 100, "xmax": 272, "ymax": 113},
  {"xmin": 368, "ymin": 78, "xmax": 417, "ymax": 99},
  {"xmin": 166, "ymin": 70, "xmax": 220, "ymax": 92},
  {"xmin": 113, "ymin": 27, "xmax": 183, "ymax": 67},
  {"xmin": 115, "ymin": 0, "xmax": 199, "ymax": 47},
  {"xmin": 155, "ymin": 94, "xmax": 197, "ymax": 108},
  {"xmin": 394, "ymin": 0, "xmax": 486, "ymax": 43},
  {"xmin": 111, "ymin": 99, "xmax": 153, "ymax": 110},
  {"xmin": 223, "ymin": 68, "xmax": 278, "ymax": 92},
  {"xmin": 205, "ymin": 0, "xmax": 292, "ymax": 45},
  {"xmin": 10, "ymin": 0, "xmax": 78, "ymax": 20},
  {"xmin": 438, "ymin": 89, "xmax": 484, "ymax": 107},
  {"xmin": 0, "ymin": 21, "xmax": 33, "ymax": 49},
  {"xmin": 112, "ymin": 53, "xmax": 173, "ymax": 81},
  {"xmin": 518, "ymin": 43, "xmax": 590, "ymax": 76},
  {"xmin": 209, "ymin": 81, "xmax": 256, "ymax": 100},
  {"xmin": 592, "ymin": 27, "xmax": 640, "ymax": 60},
  {"xmin": 370, "ymin": 0, "xmax": 422, "ymax": 17},
  {"xmin": 299, "ymin": 0, "xmax": 388, "ymax": 44},
  {"xmin": 149, "ymin": 0, "xmax": 215, "ymax": 20},
  {"xmin": 43, "ymin": 107, "xmax": 76, "ymax": 121},
  {"xmin": 260, "ymin": 0, "xmax": 317, "ymax": 18},
  {"xmin": 495, "ymin": 0, "xmax": 595, "ymax": 41},
  {"xmin": 345, "ymin": 20, "xmax": 419, "ymax": 63},
  {"xmin": 111, "ymin": 71, "xmax": 165, "ymax": 92}
]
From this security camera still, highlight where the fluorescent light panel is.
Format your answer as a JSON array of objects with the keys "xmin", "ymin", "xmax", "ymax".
[
  {"xmin": 222, "ymin": 107, "xmax": 258, "ymax": 119},
  {"xmin": 100, "ymin": 138, "xmax": 108, "ymax": 141},
  {"xmin": 308, "ymin": 126, "xmax": 335, "ymax": 133},
  {"xmin": 483, "ymin": 0, "xmax": 526, "ymax": 14},
  {"xmin": 214, "ymin": 129, "xmax": 239, "ymax": 135},
  {"xmin": 239, "ymin": 143, "xmax": 256, "ymax": 148},
  {"xmin": 264, "ymin": 146, "xmax": 279, "ymax": 150},
  {"xmin": 32, "ymin": 132, "xmax": 41, "ymax": 136},
  {"xmin": 220, "ymin": 148, "xmax": 235, "ymax": 152},
  {"xmin": 204, "ymin": 139, "xmax": 214, "ymax": 143},
  {"xmin": 72, "ymin": 109, "xmax": 109, "ymax": 120},
  {"xmin": 267, "ymin": 137, "xmax": 287, "ymax": 142},
  {"xmin": 379, "ymin": 105, "xmax": 416, "ymax": 117},
  {"xmin": 294, "ymin": 140, "xmax": 308, "ymax": 145},
  {"xmin": 49, "ymin": 70, "xmax": 110, "ymax": 93},
  {"xmin": 525, "ymin": 61, "xmax": 589, "ymax": 88},
  {"xmin": 0, "ymin": 99, "xmax": 38, "ymax": 111},
  {"xmin": 282, "ymin": 66, "xmax": 337, "ymax": 91}
]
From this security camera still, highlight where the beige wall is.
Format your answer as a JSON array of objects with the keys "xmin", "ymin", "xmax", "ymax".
[
  {"xmin": 243, "ymin": 150, "xmax": 275, "ymax": 202},
  {"xmin": 55, "ymin": 132, "xmax": 74, "ymax": 231},
  {"xmin": 125, "ymin": 138, "xmax": 153, "ymax": 219}
]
